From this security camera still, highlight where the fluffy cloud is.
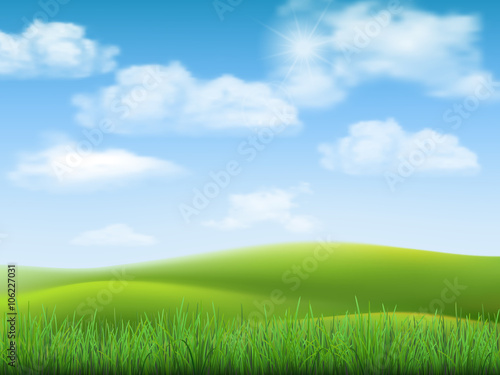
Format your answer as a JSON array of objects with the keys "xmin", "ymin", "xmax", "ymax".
[
  {"xmin": 72, "ymin": 61, "xmax": 300, "ymax": 134},
  {"xmin": 272, "ymin": 1, "xmax": 499, "ymax": 107},
  {"xmin": 318, "ymin": 118, "xmax": 479, "ymax": 175},
  {"xmin": 203, "ymin": 183, "xmax": 319, "ymax": 233},
  {"xmin": 0, "ymin": 21, "xmax": 119, "ymax": 78},
  {"xmin": 71, "ymin": 224, "xmax": 157, "ymax": 247},
  {"xmin": 8, "ymin": 141, "xmax": 186, "ymax": 191}
]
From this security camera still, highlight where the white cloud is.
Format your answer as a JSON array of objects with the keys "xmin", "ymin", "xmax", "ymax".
[
  {"xmin": 0, "ymin": 21, "xmax": 119, "ymax": 78},
  {"xmin": 203, "ymin": 183, "xmax": 319, "ymax": 233},
  {"xmin": 72, "ymin": 61, "xmax": 300, "ymax": 134},
  {"xmin": 8, "ymin": 141, "xmax": 186, "ymax": 191},
  {"xmin": 271, "ymin": 2, "xmax": 499, "ymax": 107},
  {"xmin": 71, "ymin": 224, "xmax": 157, "ymax": 247},
  {"xmin": 318, "ymin": 118, "xmax": 480, "ymax": 175}
]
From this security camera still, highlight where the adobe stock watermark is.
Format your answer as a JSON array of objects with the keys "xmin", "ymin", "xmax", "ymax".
[
  {"xmin": 385, "ymin": 75, "xmax": 500, "ymax": 192},
  {"xmin": 21, "ymin": 0, "xmax": 72, "ymax": 37},
  {"xmin": 177, "ymin": 120, "xmax": 291, "ymax": 223},
  {"xmin": 247, "ymin": 237, "xmax": 339, "ymax": 326},
  {"xmin": 19, "ymin": 360, "xmax": 48, "ymax": 375},
  {"xmin": 51, "ymin": 66, "xmax": 169, "ymax": 181},
  {"xmin": 369, "ymin": 349, "xmax": 400, "ymax": 374},
  {"xmin": 442, "ymin": 75, "xmax": 500, "ymax": 131},
  {"xmin": 418, "ymin": 278, "xmax": 467, "ymax": 314},
  {"xmin": 336, "ymin": 0, "xmax": 404, "ymax": 63},
  {"xmin": 178, "ymin": 84, "xmax": 296, "ymax": 224},
  {"xmin": 384, "ymin": 130, "xmax": 447, "ymax": 192},
  {"xmin": 75, "ymin": 268, "xmax": 135, "ymax": 322},
  {"xmin": 5, "ymin": 0, "xmax": 71, "ymax": 55},
  {"xmin": 213, "ymin": 0, "xmax": 243, "ymax": 21}
]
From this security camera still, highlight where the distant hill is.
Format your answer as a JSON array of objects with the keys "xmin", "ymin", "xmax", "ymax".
[{"xmin": 4, "ymin": 243, "xmax": 500, "ymax": 322}]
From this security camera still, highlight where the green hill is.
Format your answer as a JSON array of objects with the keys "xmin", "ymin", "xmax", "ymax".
[{"xmin": 3, "ymin": 243, "xmax": 500, "ymax": 323}]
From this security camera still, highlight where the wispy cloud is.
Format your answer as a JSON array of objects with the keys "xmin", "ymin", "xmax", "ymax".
[
  {"xmin": 203, "ymin": 183, "xmax": 319, "ymax": 233},
  {"xmin": 71, "ymin": 224, "xmax": 157, "ymax": 247},
  {"xmin": 8, "ymin": 141, "xmax": 186, "ymax": 192}
]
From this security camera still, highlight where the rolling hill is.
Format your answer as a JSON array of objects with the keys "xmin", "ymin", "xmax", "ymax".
[{"xmin": 3, "ymin": 243, "xmax": 500, "ymax": 323}]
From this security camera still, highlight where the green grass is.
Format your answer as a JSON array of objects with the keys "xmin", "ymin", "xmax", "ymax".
[
  {"xmin": 4, "ymin": 243, "xmax": 500, "ymax": 322},
  {"xmin": 1, "ymin": 301, "xmax": 499, "ymax": 374},
  {"xmin": 1, "ymin": 243, "xmax": 499, "ymax": 373}
]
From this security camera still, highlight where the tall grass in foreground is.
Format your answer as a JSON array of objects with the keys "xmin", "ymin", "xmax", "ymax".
[{"xmin": 1, "ymin": 301, "xmax": 499, "ymax": 374}]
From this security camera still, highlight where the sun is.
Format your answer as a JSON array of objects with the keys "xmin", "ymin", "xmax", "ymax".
[
  {"xmin": 260, "ymin": 3, "xmax": 333, "ymax": 81},
  {"xmin": 291, "ymin": 34, "xmax": 323, "ymax": 60}
]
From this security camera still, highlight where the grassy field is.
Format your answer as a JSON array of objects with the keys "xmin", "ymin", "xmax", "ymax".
[
  {"xmin": 4, "ymin": 243, "xmax": 500, "ymax": 323},
  {"xmin": 1, "ymin": 302, "xmax": 499, "ymax": 374},
  {"xmin": 1, "ymin": 242, "xmax": 499, "ymax": 373}
]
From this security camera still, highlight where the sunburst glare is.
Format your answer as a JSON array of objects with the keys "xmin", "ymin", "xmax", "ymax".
[{"xmin": 262, "ymin": 4, "xmax": 334, "ymax": 81}]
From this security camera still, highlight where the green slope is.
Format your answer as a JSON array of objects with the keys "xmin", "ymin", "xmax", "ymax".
[{"xmin": 3, "ymin": 243, "xmax": 500, "ymax": 322}]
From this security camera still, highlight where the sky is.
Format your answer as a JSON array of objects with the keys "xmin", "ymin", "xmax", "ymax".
[{"xmin": 0, "ymin": 0, "xmax": 499, "ymax": 267}]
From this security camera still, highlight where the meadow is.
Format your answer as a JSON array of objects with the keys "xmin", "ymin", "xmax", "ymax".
[
  {"xmin": 1, "ymin": 302, "xmax": 499, "ymax": 374},
  {"xmin": 1, "ymin": 243, "xmax": 499, "ymax": 373}
]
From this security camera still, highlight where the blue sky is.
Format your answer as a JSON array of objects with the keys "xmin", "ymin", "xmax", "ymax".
[{"xmin": 0, "ymin": 0, "xmax": 499, "ymax": 267}]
